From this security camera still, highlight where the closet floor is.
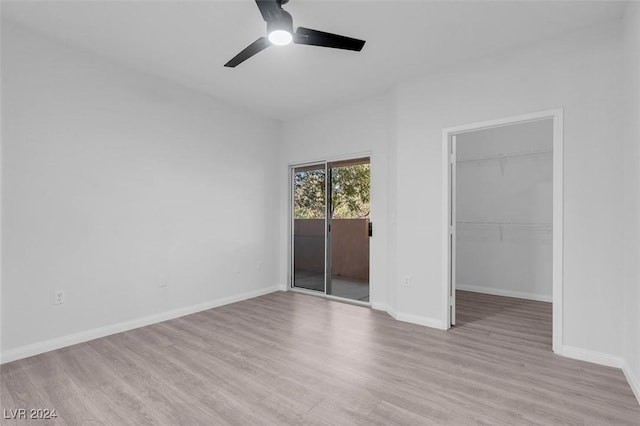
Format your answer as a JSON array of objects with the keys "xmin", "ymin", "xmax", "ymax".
[
  {"xmin": 1, "ymin": 291, "xmax": 638, "ymax": 425},
  {"xmin": 455, "ymin": 289, "xmax": 552, "ymax": 350}
]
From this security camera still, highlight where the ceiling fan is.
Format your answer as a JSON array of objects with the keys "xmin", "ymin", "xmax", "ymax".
[{"xmin": 224, "ymin": 0, "xmax": 366, "ymax": 68}]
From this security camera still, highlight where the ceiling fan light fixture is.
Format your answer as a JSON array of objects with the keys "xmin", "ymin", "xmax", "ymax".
[
  {"xmin": 268, "ymin": 29, "xmax": 292, "ymax": 46},
  {"xmin": 224, "ymin": 0, "xmax": 366, "ymax": 67}
]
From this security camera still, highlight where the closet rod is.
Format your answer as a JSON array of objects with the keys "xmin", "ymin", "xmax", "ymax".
[
  {"xmin": 456, "ymin": 148, "xmax": 552, "ymax": 163},
  {"xmin": 456, "ymin": 221, "xmax": 552, "ymax": 228},
  {"xmin": 456, "ymin": 221, "xmax": 552, "ymax": 241}
]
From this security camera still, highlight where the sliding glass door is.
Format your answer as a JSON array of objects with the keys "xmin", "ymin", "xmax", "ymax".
[
  {"xmin": 291, "ymin": 158, "xmax": 370, "ymax": 303},
  {"xmin": 292, "ymin": 164, "xmax": 326, "ymax": 292},
  {"xmin": 326, "ymin": 159, "xmax": 370, "ymax": 302}
]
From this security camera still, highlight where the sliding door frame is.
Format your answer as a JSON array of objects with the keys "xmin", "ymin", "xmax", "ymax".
[
  {"xmin": 442, "ymin": 109, "xmax": 563, "ymax": 353},
  {"xmin": 289, "ymin": 161, "xmax": 327, "ymax": 295},
  {"xmin": 288, "ymin": 151, "xmax": 373, "ymax": 306}
]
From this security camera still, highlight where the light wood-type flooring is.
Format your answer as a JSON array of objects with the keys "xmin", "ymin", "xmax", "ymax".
[{"xmin": 1, "ymin": 290, "xmax": 639, "ymax": 425}]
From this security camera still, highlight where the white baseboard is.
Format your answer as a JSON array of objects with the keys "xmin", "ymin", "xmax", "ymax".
[
  {"xmin": 386, "ymin": 306, "xmax": 398, "ymax": 319},
  {"xmin": 393, "ymin": 311, "xmax": 447, "ymax": 330},
  {"xmin": 558, "ymin": 345, "xmax": 624, "ymax": 368},
  {"xmin": 622, "ymin": 360, "xmax": 640, "ymax": 404},
  {"xmin": 559, "ymin": 345, "xmax": 640, "ymax": 404},
  {"xmin": 382, "ymin": 306, "xmax": 446, "ymax": 330},
  {"xmin": 370, "ymin": 301, "xmax": 388, "ymax": 311},
  {"xmin": 457, "ymin": 283, "xmax": 552, "ymax": 303},
  {"xmin": 1, "ymin": 286, "xmax": 281, "ymax": 364}
]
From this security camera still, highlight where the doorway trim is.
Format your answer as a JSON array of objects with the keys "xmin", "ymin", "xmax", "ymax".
[
  {"xmin": 442, "ymin": 109, "xmax": 563, "ymax": 353},
  {"xmin": 287, "ymin": 151, "xmax": 373, "ymax": 307}
]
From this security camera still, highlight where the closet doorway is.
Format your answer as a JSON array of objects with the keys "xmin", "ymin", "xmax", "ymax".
[
  {"xmin": 290, "ymin": 157, "xmax": 371, "ymax": 304},
  {"xmin": 444, "ymin": 110, "xmax": 563, "ymax": 353}
]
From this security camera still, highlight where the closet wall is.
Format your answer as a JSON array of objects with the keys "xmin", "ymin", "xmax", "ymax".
[{"xmin": 456, "ymin": 120, "xmax": 553, "ymax": 302}]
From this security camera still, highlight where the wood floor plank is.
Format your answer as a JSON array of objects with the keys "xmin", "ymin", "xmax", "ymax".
[{"xmin": 1, "ymin": 290, "xmax": 638, "ymax": 425}]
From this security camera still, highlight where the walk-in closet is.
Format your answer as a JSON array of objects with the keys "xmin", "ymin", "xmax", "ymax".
[{"xmin": 454, "ymin": 119, "xmax": 554, "ymax": 347}]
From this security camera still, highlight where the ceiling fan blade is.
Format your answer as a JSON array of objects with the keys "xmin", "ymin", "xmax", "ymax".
[
  {"xmin": 255, "ymin": 0, "xmax": 281, "ymax": 22},
  {"xmin": 224, "ymin": 37, "xmax": 270, "ymax": 68},
  {"xmin": 294, "ymin": 27, "xmax": 365, "ymax": 51}
]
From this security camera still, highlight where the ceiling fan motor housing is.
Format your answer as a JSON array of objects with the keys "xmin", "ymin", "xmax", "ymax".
[
  {"xmin": 267, "ymin": 9, "xmax": 293, "ymax": 36},
  {"xmin": 224, "ymin": 0, "xmax": 365, "ymax": 67}
]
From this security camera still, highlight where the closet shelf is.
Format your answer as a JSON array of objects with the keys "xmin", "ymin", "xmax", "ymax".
[
  {"xmin": 457, "ymin": 221, "xmax": 552, "ymax": 229},
  {"xmin": 456, "ymin": 221, "xmax": 552, "ymax": 241},
  {"xmin": 456, "ymin": 148, "xmax": 552, "ymax": 164}
]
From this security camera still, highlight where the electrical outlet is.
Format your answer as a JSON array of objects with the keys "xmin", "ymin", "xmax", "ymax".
[
  {"xmin": 403, "ymin": 276, "xmax": 410, "ymax": 287},
  {"xmin": 53, "ymin": 290, "xmax": 65, "ymax": 305},
  {"xmin": 256, "ymin": 261, "xmax": 263, "ymax": 270}
]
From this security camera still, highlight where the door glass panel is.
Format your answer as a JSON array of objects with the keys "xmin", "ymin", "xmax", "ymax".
[
  {"xmin": 327, "ymin": 158, "xmax": 370, "ymax": 302},
  {"xmin": 292, "ymin": 164, "xmax": 326, "ymax": 292}
]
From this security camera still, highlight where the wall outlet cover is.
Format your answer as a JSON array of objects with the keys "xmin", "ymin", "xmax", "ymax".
[{"xmin": 54, "ymin": 290, "xmax": 65, "ymax": 305}]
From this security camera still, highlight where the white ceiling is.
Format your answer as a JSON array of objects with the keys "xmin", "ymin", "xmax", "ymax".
[{"xmin": 1, "ymin": 0, "xmax": 626, "ymax": 120}]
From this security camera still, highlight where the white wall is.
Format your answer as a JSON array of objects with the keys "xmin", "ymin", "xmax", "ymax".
[
  {"xmin": 0, "ymin": 22, "xmax": 281, "ymax": 360},
  {"xmin": 279, "ymin": 94, "xmax": 393, "ymax": 309},
  {"xmin": 622, "ymin": 2, "xmax": 640, "ymax": 400},
  {"xmin": 393, "ymin": 21, "xmax": 625, "ymax": 356},
  {"xmin": 283, "ymin": 21, "xmax": 627, "ymax": 358},
  {"xmin": 456, "ymin": 120, "xmax": 553, "ymax": 301},
  {"xmin": 0, "ymin": 16, "xmax": 4, "ymax": 360}
]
